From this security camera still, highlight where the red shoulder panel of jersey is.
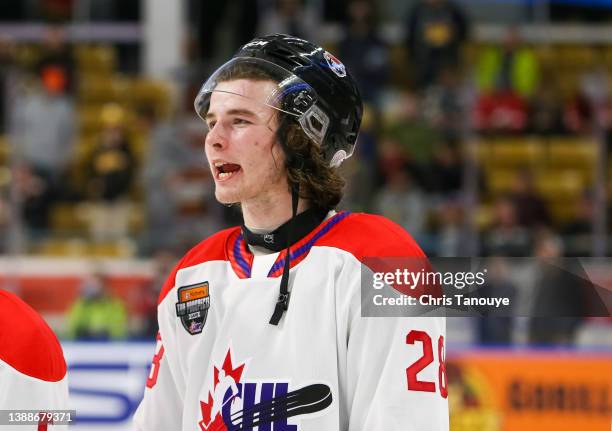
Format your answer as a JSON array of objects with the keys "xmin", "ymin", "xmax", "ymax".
[
  {"xmin": 158, "ymin": 226, "xmax": 239, "ymax": 304},
  {"xmin": 0, "ymin": 290, "xmax": 67, "ymax": 382},
  {"xmin": 315, "ymin": 213, "xmax": 426, "ymax": 261}
]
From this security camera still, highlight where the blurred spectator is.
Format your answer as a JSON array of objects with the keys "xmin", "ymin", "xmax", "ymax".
[
  {"xmin": 197, "ymin": 0, "xmax": 258, "ymax": 63},
  {"xmin": 481, "ymin": 196, "xmax": 531, "ymax": 256},
  {"xmin": 476, "ymin": 256, "xmax": 516, "ymax": 345},
  {"xmin": 475, "ymin": 27, "xmax": 539, "ymax": 99},
  {"xmin": 66, "ymin": 272, "xmax": 128, "ymax": 340},
  {"xmin": 562, "ymin": 190, "xmax": 594, "ymax": 257},
  {"xmin": 376, "ymin": 136, "xmax": 411, "ymax": 185},
  {"xmin": 166, "ymin": 116, "xmax": 221, "ymax": 250},
  {"xmin": 527, "ymin": 79, "xmax": 564, "ymax": 135},
  {"xmin": 508, "ymin": 169, "xmax": 550, "ymax": 228},
  {"xmin": 374, "ymin": 170, "xmax": 428, "ymax": 240},
  {"xmin": 383, "ymin": 91, "xmax": 440, "ymax": 166},
  {"xmin": 8, "ymin": 63, "xmax": 75, "ymax": 239},
  {"xmin": 436, "ymin": 198, "xmax": 471, "ymax": 257},
  {"xmin": 136, "ymin": 249, "xmax": 178, "ymax": 339},
  {"xmin": 41, "ymin": 0, "xmax": 73, "ymax": 21},
  {"xmin": 0, "ymin": 193, "xmax": 7, "ymax": 253},
  {"xmin": 340, "ymin": 104, "xmax": 378, "ymax": 211},
  {"xmin": 338, "ymin": 0, "xmax": 389, "ymax": 106},
  {"xmin": 88, "ymin": 0, "xmax": 139, "ymax": 21},
  {"xmin": 564, "ymin": 68, "xmax": 608, "ymax": 134},
  {"xmin": 322, "ymin": 0, "xmax": 350, "ymax": 22},
  {"xmin": 9, "ymin": 67, "xmax": 75, "ymax": 189},
  {"xmin": 428, "ymin": 140, "xmax": 463, "ymax": 196},
  {"xmin": 140, "ymin": 108, "xmax": 218, "ymax": 252},
  {"xmin": 528, "ymin": 230, "xmax": 585, "ymax": 345},
  {"xmin": 82, "ymin": 104, "xmax": 136, "ymax": 241},
  {"xmin": 140, "ymin": 107, "xmax": 183, "ymax": 252},
  {"xmin": 0, "ymin": 37, "xmax": 16, "ymax": 133},
  {"xmin": 578, "ymin": 67, "xmax": 609, "ymax": 111},
  {"xmin": 473, "ymin": 28, "xmax": 538, "ymax": 133},
  {"xmin": 354, "ymin": 104, "xmax": 378, "ymax": 168},
  {"xmin": 404, "ymin": 0, "xmax": 469, "ymax": 90},
  {"xmin": 473, "ymin": 90, "xmax": 527, "ymax": 133},
  {"xmin": 423, "ymin": 67, "xmax": 466, "ymax": 141},
  {"xmin": 257, "ymin": 0, "xmax": 317, "ymax": 41},
  {"xmin": 550, "ymin": 2, "xmax": 612, "ymax": 22},
  {"xmin": 13, "ymin": 163, "xmax": 57, "ymax": 233},
  {"xmin": 36, "ymin": 25, "xmax": 75, "ymax": 95},
  {"xmin": 564, "ymin": 91, "xmax": 594, "ymax": 134}
]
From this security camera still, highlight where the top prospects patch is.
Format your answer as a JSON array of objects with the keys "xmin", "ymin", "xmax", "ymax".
[
  {"xmin": 323, "ymin": 51, "xmax": 346, "ymax": 78},
  {"xmin": 176, "ymin": 282, "xmax": 210, "ymax": 335}
]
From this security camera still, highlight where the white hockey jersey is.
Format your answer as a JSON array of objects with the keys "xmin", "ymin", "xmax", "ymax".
[
  {"xmin": 0, "ymin": 289, "xmax": 70, "ymax": 431},
  {"xmin": 135, "ymin": 212, "xmax": 449, "ymax": 431}
]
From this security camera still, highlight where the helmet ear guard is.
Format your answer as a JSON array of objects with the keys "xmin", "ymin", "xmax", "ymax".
[{"xmin": 298, "ymin": 104, "xmax": 330, "ymax": 151}]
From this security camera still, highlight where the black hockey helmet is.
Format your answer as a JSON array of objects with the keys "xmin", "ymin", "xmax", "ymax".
[{"xmin": 194, "ymin": 34, "xmax": 363, "ymax": 167}]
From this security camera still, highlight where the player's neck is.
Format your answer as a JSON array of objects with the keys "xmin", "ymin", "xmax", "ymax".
[{"xmin": 241, "ymin": 194, "xmax": 309, "ymax": 231}]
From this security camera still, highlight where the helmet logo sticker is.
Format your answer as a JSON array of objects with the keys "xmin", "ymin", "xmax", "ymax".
[{"xmin": 323, "ymin": 51, "xmax": 346, "ymax": 78}]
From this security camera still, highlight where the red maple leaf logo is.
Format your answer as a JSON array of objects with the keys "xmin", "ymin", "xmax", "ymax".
[{"xmin": 199, "ymin": 349, "xmax": 246, "ymax": 431}]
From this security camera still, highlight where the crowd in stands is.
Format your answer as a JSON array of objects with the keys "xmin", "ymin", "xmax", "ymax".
[
  {"xmin": 0, "ymin": 0, "xmax": 609, "ymax": 257},
  {"xmin": 1, "ymin": 0, "xmax": 611, "ymax": 343}
]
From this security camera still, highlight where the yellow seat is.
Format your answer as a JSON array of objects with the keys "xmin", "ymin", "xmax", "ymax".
[
  {"xmin": 50, "ymin": 204, "xmax": 86, "ymax": 232},
  {"xmin": 128, "ymin": 79, "xmax": 171, "ymax": 117},
  {"xmin": 0, "ymin": 136, "xmax": 9, "ymax": 165},
  {"xmin": 389, "ymin": 45, "xmax": 410, "ymax": 87},
  {"xmin": 34, "ymin": 238, "xmax": 88, "ymax": 256},
  {"xmin": 78, "ymin": 106, "xmax": 105, "ymax": 135},
  {"xmin": 128, "ymin": 204, "xmax": 145, "ymax": 232},
  {"xmin": 547, "ymin": 201, "xmax": 578, "ymax": 226},
  {"xmin": 88, "ymin": 239, "xmax": 136, "ymax": 258},
  {"xmin": 485, "ymin": 169, "xmax": 516, "ymax": 194},
  {"xmin": 78, "ymin": 77, "xmax": 123, "ymax": 104},
  {"xmin": 474, "ymin": 140, "xmax": 491, "ymax": 164},
  {"xmin": 487, "ymin": 138, "xmax": 545, "ymax": 167},
  {"xmin": 76, "ymin": 45, "xmax": 116, "ymax": 75},
  {"xmin": 536, "ymin": 170, "xmax": 583, "ymax": 201},
  {"xmin": 547, "ymin": 138, "xmax": 597, "ymax": 168}
]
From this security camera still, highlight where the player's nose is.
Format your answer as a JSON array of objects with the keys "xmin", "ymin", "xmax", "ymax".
[{"xmin": 205, "ymin": 122, "xmax": 228, "ymax": 150}]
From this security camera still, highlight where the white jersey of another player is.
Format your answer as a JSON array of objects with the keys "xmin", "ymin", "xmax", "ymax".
[
  {"xmin": 134, "ymin": 212, "xmax": 449, "ymax": 431},
  {"xmin": 0, "ymin": 289, "xmax": 70, "ymax": 430}
]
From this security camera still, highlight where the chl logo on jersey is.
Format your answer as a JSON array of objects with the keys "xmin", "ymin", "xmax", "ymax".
[
  {"xmin": 199, "ymin": 349, "xmax": 332, "ymax": 431},
  {"xmin": 176, "ymin": 282, "xmax": 210, "ymax": 335}
]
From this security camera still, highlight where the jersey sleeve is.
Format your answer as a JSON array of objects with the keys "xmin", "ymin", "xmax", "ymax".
[
  {"xmin": 322, "ymin": 215, "xmax": 449, "ymax": 430},
  {"xmin": 133, "ymin": 268, "xmax": 185, "ymax": 430},
  {"xmin": 0, "ymin": 362, "xmax": 70, "ymax": 430},
  {"xmin": 134, "ymin": 228, "xmax": 233, "ymax": 430},
  {"xmin": 0, "ymin": 290, "xmax": 70, "ymax": 430},
  {"xmin": 342, "ymin": 261, "xmax": 449, "ymax": 431}
]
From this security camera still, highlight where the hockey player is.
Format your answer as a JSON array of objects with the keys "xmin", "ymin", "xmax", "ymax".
[
  {"xmin": 0, "ymin": 289, "xmax": 70, "ymax": 430},
  {"xmin": 135, "ymin": 34, "xmax": 448, "ymax": 430}
]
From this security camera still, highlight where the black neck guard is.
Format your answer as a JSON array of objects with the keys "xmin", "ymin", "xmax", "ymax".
[{"xmin": 241, "ymin": 207, "xmax": 328, "ymax": 253}]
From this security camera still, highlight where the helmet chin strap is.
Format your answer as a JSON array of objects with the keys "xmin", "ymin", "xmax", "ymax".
[{"xmin": 269, "ymin": 181, "xmax": 299, "ymax": 325}]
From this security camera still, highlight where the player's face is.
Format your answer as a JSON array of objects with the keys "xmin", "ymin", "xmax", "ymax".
[{"xmin": 204, "ymin": 79, "xmax": 287, "ymax": 206}]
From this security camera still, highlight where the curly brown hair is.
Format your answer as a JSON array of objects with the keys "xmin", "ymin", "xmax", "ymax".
[
  {"xmin": 279, "ymin": 120, "xmax": 345, "ymax": 210},
  {"xmin": 212, "ymin": 60, "xmax": 345, "ymax": 210}
]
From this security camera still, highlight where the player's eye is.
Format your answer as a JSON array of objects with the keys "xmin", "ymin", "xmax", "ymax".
[
  {"xmin": 233, "ymin": 118, "xmax": 251, "ymax": 125},
  {"xmin": 206, "ymin": 120, "xmax": 216, "ymax": 129}
]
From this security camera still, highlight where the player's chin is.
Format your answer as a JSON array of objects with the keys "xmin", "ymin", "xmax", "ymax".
[{"xmin": 214, "ymin": 188, "xmax": 240, "ymax": 205}]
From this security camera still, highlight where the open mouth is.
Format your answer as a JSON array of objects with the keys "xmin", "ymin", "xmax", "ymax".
[{"xmin": 213, "ymin": 162, "xmax": 242, "ymax": 181}]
